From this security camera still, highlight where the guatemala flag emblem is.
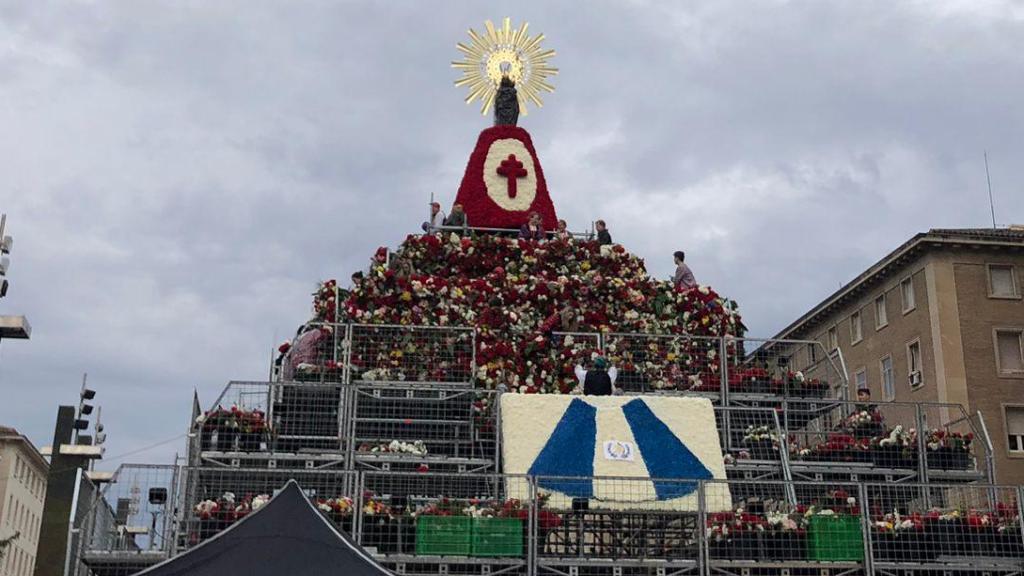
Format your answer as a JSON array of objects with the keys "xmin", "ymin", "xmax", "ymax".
[{"xmin": 501, "ymin": 395, "xmax": 732, "ymax": 512}]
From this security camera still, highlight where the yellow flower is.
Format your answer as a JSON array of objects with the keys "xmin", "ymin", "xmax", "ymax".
[
  {"xmin": 400, "ymin": 291, "xmax": 412, "ymax": 302},
  {"xmin": 581, "ymin": 261, "xmax": 591, "ymax": 271}
]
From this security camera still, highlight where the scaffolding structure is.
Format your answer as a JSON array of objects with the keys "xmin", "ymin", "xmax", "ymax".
[{"xmin": 73, "ymin": 324, "xmax": 1021, "ymax": 576}]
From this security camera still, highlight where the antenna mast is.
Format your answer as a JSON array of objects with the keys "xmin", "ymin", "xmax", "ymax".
[{"xmin": 985, "ymin": 151, "xmax": 996, "ymax": 229}]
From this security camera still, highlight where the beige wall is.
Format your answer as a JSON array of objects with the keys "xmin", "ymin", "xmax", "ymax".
[
  {"xmin": 802, "ymin": 264, "xmax": 939, "ymax": 404},
  {"xmin": 0, "ymin": 438, "xmax": 48, "ymax": 576},
  {"xmin": 951, "ymin": 254, "xmax": 1024, "ymax": 486}
]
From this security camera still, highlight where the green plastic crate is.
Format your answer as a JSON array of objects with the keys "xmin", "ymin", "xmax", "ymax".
[
  {"xmin": 471, "ymin": 517, "xmax": 524, "ymax": 557},
  {"xmin": 807, "ymin": 514, "xmax": 864, "ymax": 561},
  {"xmin": 416, "ymin": 516, "xmax": 472, "ymax": 556}
]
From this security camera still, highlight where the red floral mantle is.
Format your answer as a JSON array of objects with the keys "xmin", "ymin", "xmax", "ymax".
[{"xmin": 453, "ymin": 125, "xmax": 558, "ymax": 230}]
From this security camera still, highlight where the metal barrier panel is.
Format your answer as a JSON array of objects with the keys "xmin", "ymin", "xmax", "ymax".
[
  {"xmin": 603, "ymin": 332, "xmax": 723, "ymax": 395},
  {"xmin": 271, "ymin": 381, "xmax": 347, "ymax": 454},
  {"xmin": 349, "ymin": 386, "xmax": 498, "ymax": 472},
  {"xmin": 179, "ymin": 468, "xmax": 358, "ymax": 551},
  {"xmin": 76, "ymin": 464, "xmax": 179, "ymax": 573},
  {"xmin": 349, "ymin": 324, "xmax": 475, "ymax": 386},
  {"xmin": 919, "ymin": 403, "xmax": 988, "ymax": 480},
  {"xmin": 788, "ymin": 401, "xmax": 922, "ymax": 475},
  {"xmin": 196, "ymin": 381, "xmax": 272, "ymax": 454},
  {"xmin": 357, "ymin": 472, "xmax": 532, "ymax": 562},
  {"xmin": 732, "ymin": 338, "xmax": 842, "ymax": 398},
  {"xmin": 715, "ymin": 405, "xmax": 787, "ymax": 463},
  {"xmin": 532, "ymin": 475, "xmax": 704, "ymax": 565},
  {"xmin": 703, "ymin": 479, "xmax": 866, "ymax": 566},
  {"xmin": 865, "ymin": 483, "xmax": 1024, "ymax": 568},
  {"xmin": 277, "ymin": 322, "xmax": 348, "ymax": 384}
]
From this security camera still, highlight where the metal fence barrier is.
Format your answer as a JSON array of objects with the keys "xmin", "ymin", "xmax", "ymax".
[
  {"xmin": 76, "ymin": 471, "xmax": 1023, "ymax": 576},
  {"xmin": 348, "ymin": 324, "xmax": 476, "ymax": 387}
]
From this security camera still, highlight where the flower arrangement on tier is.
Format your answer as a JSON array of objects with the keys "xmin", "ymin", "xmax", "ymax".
[
  {"xmin": 316, "ymin": 496, "xmax": 355, "ymax": 523},
  {"xmin": 706, "ymin": 501, "xmax": 816, "ymax": 561},
  {"xmin": 741, "ymin": 425, "xmax": 781, "ymax": 460},
  {"xmin": 358, "ymin": 440, "xmax": 429, "ymax": 457},
  {"xmin": 842, "ymin": 408, "xmax": 886, "ymax": 439},
  {"xmin": 725, "ymin": 369, "xmax": 828, "ymax": 397},
  {"xmin": 797, "ymin": 433, "xmax": 872, "ymax": 463},
  {"xmin": 195, "ymin": 406, "xmax": 269, "ymax": 452},
  {"xmin": 191, "ymin": 492, "xmax": 270, "ymax": 543},
  {"xmin": 794, "ymin": 423, "xmax": 976, "ymax": 471},
  {"xmin": 412, "ymin": 493, "xmax": 562, "ymax": 529},
  {"xmin": 313, "ymin": 233, "xmax": 744, "ymax": 394},
  {"xmin": 361, "ymin": 492, "xmax": 394, "ymax": 517}
]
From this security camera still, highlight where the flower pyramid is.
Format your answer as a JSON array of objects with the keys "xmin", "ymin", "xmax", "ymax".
[{"xmin": 308, "ymin": 232, "xmax": 745, "ymax": 394}]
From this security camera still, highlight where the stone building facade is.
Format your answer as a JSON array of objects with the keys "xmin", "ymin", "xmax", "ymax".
[
  {"xmin": 0, "ymin": 427, "xmax": 48, "ymax": 576},
  {"xmin": 773, "ymin": 228, "xmax": 1024, "ymax": 485}
]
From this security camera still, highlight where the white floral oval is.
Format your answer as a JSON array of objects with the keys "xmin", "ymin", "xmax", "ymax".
[{"xmin": 483, "ymin": 138, "xmax": 538, "ymax": 212}]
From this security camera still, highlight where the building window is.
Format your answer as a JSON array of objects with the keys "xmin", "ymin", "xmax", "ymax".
[
  {"xmin": 827, "ymin": 326, "xmax": 838, "ymax": 351},
  {"xmin": 989, "ymin": 264, "xmax": 1019, "ymax": 298},
  {"xmin": 901, "ymin": 277, "xmax": 915, "ymax": 313},
  {"xmin": 995, "ymin": 329, "xmax": 1024, "ymax": 375},
  {"xmin": 1007, "ymin": 407, "xmax": 1024, "ymax": 455},
  {"xmin": 854, "ymin": 368, "xmax": 866, "ymax": 392},
  {"xmin": 875, "ymin": 295, "xmax": 888, "ymax": 329},
  {"xmin": 907, "ymin": 340, "xmax": 923, "ymax": 389},
  {"xmin": 881, "ymin": 355, "xmax": 895, "ymax": 401},
  {"xmin": 851, "ymin": 311, "xmax": 863, "ymax": 344}
]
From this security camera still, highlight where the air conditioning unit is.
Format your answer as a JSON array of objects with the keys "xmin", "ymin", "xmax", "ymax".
[{"xmin": 908, "ymin": 371, "xmax": 923, "ymax": 387}]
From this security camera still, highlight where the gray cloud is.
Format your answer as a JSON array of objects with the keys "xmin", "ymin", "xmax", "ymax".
[{"xmin": 1, "ymin": 0, "xmax": 1022, "ymax": 464}]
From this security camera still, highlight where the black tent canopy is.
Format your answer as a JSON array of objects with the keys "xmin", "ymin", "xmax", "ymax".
[{"xmin": 139, "ymin": 480, "xmax": 391, "ymax": 576}]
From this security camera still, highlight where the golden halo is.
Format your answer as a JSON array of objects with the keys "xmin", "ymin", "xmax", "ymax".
[
  {"xmin": 485, "ymin": 49, "xmax": 524, "ymax": 85},
  {"xmin": 452, "ymin": 17, "xmax": 558, "ymax": 116}
]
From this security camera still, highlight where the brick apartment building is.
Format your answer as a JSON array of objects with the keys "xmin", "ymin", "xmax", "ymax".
[
  {"xmin": 0, "ymin": 427, "xmax": 48, "ymax": 576},
  {"xmin": 772, "ymin": 227, "xmax": 1024, "ymax": 485}
]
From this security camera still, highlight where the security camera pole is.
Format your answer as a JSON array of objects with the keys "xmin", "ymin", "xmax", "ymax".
[{"xmin": 0, "ymin": 213, "xmax": 32, "ymax": 342}]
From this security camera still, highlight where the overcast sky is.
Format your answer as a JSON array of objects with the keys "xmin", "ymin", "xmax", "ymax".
[{"xmin": 1, "ymin": 0, "xmax": 1022, "ymax": 465}]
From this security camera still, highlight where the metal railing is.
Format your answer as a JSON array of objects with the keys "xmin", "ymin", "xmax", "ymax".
[
  {"xmin": 274, "ymin": 324, "xmax": 848, "ymax": 399},
  {"xmin": 425, "ymin": 224, "xmax": 596, "ymax": 241},
  {"xmin": 74, "ymin": 464, "xmax": 180, "ymax": 573},
  {"xmin": 77, "ymin": 468, "xmax": 1023, "ymax": 575}
]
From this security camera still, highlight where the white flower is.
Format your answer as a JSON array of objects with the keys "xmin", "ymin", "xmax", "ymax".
[{"xmin": 252, "ymin": 491, "xmax": 272, "ymax": 508}]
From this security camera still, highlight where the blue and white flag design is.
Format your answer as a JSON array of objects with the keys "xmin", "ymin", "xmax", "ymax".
[{"xmin": 501, "ymin": 395, "xmax": 732, "ymax": 512}]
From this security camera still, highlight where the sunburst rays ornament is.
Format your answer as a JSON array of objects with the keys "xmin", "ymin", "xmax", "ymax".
[{"xmin": 452, "ymin": 17, "xmax": 558, "ymax": 116}]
